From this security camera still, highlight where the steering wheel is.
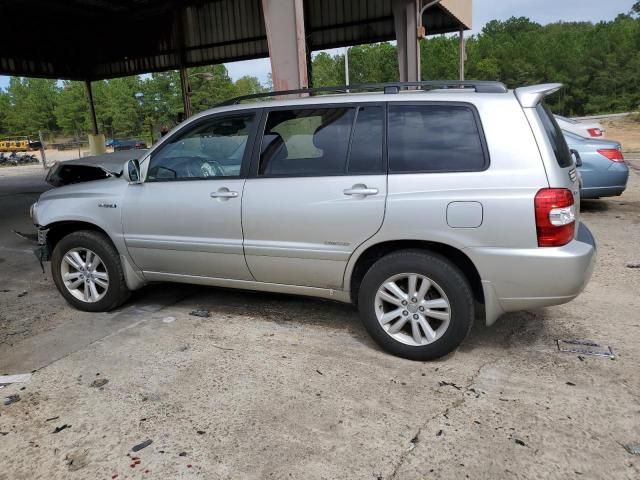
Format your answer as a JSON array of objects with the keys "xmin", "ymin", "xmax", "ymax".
[{"xmin": 199, "ymin": 159, "xmax": 225, "ymax": 177}]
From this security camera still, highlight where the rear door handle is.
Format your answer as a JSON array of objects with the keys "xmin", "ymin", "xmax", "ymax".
[
  {"xmin": 210, "ymin": 188, "xmax": 238, "ymax": 199},
  {"xmin": 343, "ymin": 185, "xmax": 379, "ymax": 196}
]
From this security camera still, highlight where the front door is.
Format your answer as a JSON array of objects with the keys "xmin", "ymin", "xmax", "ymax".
[
  {"xmin": 242, "ymin": 104, "xmax": 387, "ymax": 289},
  {"xmin": 122, "ymin": 112, "xmax": 258, "ymax": 280}
]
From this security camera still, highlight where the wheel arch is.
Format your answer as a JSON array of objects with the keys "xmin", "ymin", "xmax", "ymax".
[
  {"xmin": 45, "ymin": 220, "xmax": 113, "ymax": 252},
  {"xmin": 347, "ymin": 240, "xmax": 484, "ymax": 308},
  {"xmin": 44, "ymin": 220, "xmax": 147, "ymax": 291}
]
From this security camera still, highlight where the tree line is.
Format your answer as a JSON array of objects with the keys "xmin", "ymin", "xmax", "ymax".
[
  {"xmin": 313, "ymin": 8, "xmax": 640, "ymax": 116},
  {"xmin": 0, "ymin": 65, "xmax": 265, "ymax": 142},
  {"xmin": 0, "ymin": 5, "xmax": 638, "ymax": 141}
]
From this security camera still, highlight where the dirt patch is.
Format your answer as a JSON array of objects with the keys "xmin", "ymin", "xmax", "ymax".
[{"xmin": 602, "ymin": 115, "xmax": 640, "ymax": 153}]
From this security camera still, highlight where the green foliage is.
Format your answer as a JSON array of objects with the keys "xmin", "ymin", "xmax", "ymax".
[
  {"xmin": 310, "ymin": 14, "xmax": 640, "ymax": 116},
  {"xmin": 0, "ymin": 90, "xmax": 9, "ymax": 134},
  {"xmin": 54, "ymin": 81, "xmax": 89, "ymax": 134},
  {"xmin": 5, "ymin": 77, "xmax": 58, "ymax": 134},
  {"xmin": 0, "ymin": 66, "xmax": 263, "ymax": 139},
  {"xmin": 311, "ymin": 44, "xmax": 398, "ymax": 87},
  {"xmin": 234, "ymin": 75, "xmax": 267, "ymax": 97}
]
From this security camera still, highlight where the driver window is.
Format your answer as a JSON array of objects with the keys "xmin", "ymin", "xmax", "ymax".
[{"xmin": 147, "ymin": 113, "xmax": 255, "ymax": 181}]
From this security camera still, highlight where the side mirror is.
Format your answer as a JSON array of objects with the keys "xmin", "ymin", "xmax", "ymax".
[
  {"xmin": 570, "ymin": 149, "xmax": 582, "ymax": 167},
  {"xmin": 123, "ymin": 159, "xmax": 142, "ymax": 184}
]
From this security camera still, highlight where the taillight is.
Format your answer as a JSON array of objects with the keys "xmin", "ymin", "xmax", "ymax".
[
  {"xmin": 597, "ymin": 148, "xmax": 624, "ymax": 163},
  {"xmin": 534, "ymin": 188, "xmax": 576, "ymax": 247},
  {"xmin": 587, "ymin": 128, "xmax": 603, "ymax": 137}
]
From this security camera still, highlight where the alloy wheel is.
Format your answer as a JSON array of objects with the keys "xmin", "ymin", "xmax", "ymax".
[
  {"xmin": 60, "ymin": 248, "xmax": 109, "ymax": 303},
  {"xmin": 374, "ymin": 273, "xmax": 451, "ymax": 346}
]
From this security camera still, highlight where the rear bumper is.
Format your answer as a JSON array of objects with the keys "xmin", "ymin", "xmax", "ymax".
[
  {"xmin": 580, "ymin": 163, "xmax": 629, "ymax": 198},
  {"xmin": 466, "ymin": 223, "xmax": 596, "ymax": 325}
]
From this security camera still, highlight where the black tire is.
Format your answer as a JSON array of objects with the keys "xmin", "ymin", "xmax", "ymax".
[
  {"xmin": 357, "ymin": 249, "xmax": 474, "ymax": 361},
  {"xmin": 51, "ymin": 230, "xmax": 130, "ymax": 312}
]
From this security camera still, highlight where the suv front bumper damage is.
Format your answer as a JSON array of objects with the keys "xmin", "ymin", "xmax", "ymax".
[{"xmin": 35, "ymin": 227, "xmax": 51, "ymax": 263}]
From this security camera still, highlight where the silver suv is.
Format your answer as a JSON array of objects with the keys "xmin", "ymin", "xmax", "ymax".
[{"xmin": 31, "ymin": 81, "xmax": 596, "ymax": 360}]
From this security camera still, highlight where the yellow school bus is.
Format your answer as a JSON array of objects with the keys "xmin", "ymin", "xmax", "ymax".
[{"xmin": 0, "ymin": 136, "xmax": 39, "ymax": 152}]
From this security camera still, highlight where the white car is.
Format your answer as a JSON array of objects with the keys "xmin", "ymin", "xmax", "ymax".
[{"xmin": 555, "ymin": 114, "xmax": 604, "ymax": 138}]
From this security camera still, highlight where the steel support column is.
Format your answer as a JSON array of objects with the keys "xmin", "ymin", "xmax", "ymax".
[
  {"xmin": 459, "ymin": 26, "xmax": 465, "ymax": 80},
  {"xmin": 392, "ymin": 0, "xmax": 419, "ymax": 82},
  {"xmin": 84, "ymin": 80, "xmax": 98, "ymax": 135},
  {"xmin": 262, "ymin": 0, "xmax": 308, "ymax": 91},
  {"xmin": 84, "ymin": 80, "xmax": 106, "ymax": 155},
  {"xmin": 179, "ymin": 67, "xmax": 192, "ymax": 119}
]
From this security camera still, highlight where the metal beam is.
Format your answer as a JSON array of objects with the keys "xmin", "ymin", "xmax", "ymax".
[
  {"xmin": 179, "ymin": 67, "xmax": 192, "ymax": 119},
  {"xmin": 459, "ymin": 26, "xmax": 465, "ymax": 81},
  {"xmin": 84, "ymin": 80, "xmax": 99, "ymax": 135},
  {"xmin": 262, "ymin": 0, "xmax": 308, "ymax": 91},
  {"xmin": 392, "ymin": 0, "xmax": 419, "ymax": 83}
]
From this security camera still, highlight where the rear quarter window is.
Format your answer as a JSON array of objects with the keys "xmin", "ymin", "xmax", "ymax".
[
  {"xmin": 388, "ymin": 104, "xmax": 488, "ymax": 173},
  {"xmin": 536, "ymin": 103, "xmax": 573, "ymax": 168}
]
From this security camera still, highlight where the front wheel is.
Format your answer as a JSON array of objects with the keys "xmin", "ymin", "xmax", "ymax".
[
  {"xmin": 358, "ymin": 250, "xmax": 474, "ymax": 360},
  {"xmin": 51, "ymin": 231, "xmax": 130, "ymax": 312}
]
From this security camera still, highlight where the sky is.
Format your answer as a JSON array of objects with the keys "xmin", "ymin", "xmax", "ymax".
[{"xmin": 0, "ymin": 0, "xmax": 634, "ymax": 89}]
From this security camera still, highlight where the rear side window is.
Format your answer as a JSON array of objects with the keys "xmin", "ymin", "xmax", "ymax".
[
  {"xmin": 388, "ymin": 104, "xmax": 487, "ymax": 173},
  {"xmin": 259, "ymin": 107, "xmax": 355, "ymax": 176},
  {"xmin": 536, "ymin": 103, "xmax": 573, "ymax": 168},
  {"xmin": 347, "ymin": 106, "xmax": 384, "ymax": 174}
]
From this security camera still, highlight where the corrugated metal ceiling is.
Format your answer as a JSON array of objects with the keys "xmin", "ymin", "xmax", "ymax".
[{"xmin": 0, "ymin": 0, "xmax": 468, "ymax": 80}]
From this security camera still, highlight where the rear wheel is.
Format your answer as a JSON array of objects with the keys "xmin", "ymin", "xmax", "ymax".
[
  {"xmin": 358, "ymin": 250, "xmax": 474, "ymax": 360},
  {"xmin": 51, "ymin": 231, "xmax": 130, "ymax": 312}
]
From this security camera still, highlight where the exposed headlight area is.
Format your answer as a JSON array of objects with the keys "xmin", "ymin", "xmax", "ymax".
[{"xmin": 30, "ymin": 201, "xmax": 38, "ymax": 222}]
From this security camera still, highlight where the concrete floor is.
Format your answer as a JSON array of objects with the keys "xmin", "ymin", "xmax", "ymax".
[{"xmin": 0, "ymin": 161, "xmax": 639, "ymax": 479}]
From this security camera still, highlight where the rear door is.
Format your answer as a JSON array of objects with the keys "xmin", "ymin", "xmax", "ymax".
[{"xmin": 241, "ymin": 104, "xmax": 387, "ymax": 289}]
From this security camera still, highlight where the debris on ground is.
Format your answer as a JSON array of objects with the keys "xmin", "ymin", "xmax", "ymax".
[
  {"xmin": 514, "ymin": 438, "xmax": 527, "ymax": 447},
  {"xmin": 132, "ymin": 439, "xmax": 153, "ymax": 452},
  {"xmin": 623, "ymin": 443, "xmax": 640, "ymax": 455},
  {"xmin": 189, "ymin": 309, "xmax": 211, "ymax": 318},
  {"xmin": 162, "ymin": 316, "xmax": 176, "ymax": 323},
  {"xmin": 52, "ymin": 424, "xmax": 71, "ymax": 434},
  {"xmin": 178, "ymin": 452, "xmax": 187, "ymax": 457},
  {"xmin": 566, "ymin": 381, "xmax": 576, "ymax": 386},
  {"xmin": 0, "ymin": 373, "xmax": 32, "ymax": 385},
  {"xmin": 316, "ymin": 369, "xmax": 323, "ymax": 375},
  {"xmin": 626, "ymin": 262, "xmax": 640, "ymax": 269},
  {"xmin": 438, "ymin": 381, "xmax": 462, "ymax": 390},
  {"xmin": 65, "ymin": 449, "xmax": 89, "ymax": 471},
  {"xmin": 196, "ymin": 430, "xmax": 206, "ymax": 435},
  {"xmin": 3, "ymin": 394, "xmax": 20, "ymax": 406},
  {"xmin": 90, "ymin": 378, "xmax": 109, "ymax": 388},
  {"xmin": 46, "ymin": 416, "xmax": 60, "ymax": 422},
  {"xmin": 557, "ymin": 339, "xmax": 615, "ymax": 358},
  {"xmin": 17, "ymin": 291, "xmax": 28, "ymax": 297}
]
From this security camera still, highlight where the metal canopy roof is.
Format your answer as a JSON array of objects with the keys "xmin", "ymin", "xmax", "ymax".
[{"xmin": 0, "ymin": 0, "xmax": 471, "ymax": 81}]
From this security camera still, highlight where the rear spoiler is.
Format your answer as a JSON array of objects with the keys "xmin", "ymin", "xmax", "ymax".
[{"xmin": 515, "ymin": 83, "xmax": 563, "ymax": 108}]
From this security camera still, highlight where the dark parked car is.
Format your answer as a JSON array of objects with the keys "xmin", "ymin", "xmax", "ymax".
[
  {"xmin": 112, "ymin": 139, "xmax": 147, "ymax": 151},
  {"xmin": 563, "ymin": 130, "xmax": 629, "ymax": 199}
]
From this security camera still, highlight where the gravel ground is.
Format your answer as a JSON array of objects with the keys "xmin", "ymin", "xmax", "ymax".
[{"xmin": 0, "ymin": 159, "xmax": 639, "ymax": 480}]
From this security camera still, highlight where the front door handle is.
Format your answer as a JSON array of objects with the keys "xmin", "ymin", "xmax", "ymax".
[
  {"xmin": 343, "ymin": 184, "xmax": 379, "ymax": 196},
  {"xmin": 210, "ymin": 188, "xmax": 238, "ymax": 199}
]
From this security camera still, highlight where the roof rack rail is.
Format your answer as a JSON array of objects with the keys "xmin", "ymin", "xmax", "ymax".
[{"xmin": 218, "ymin": 80, "xmax": 508, "ymax": 106}]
